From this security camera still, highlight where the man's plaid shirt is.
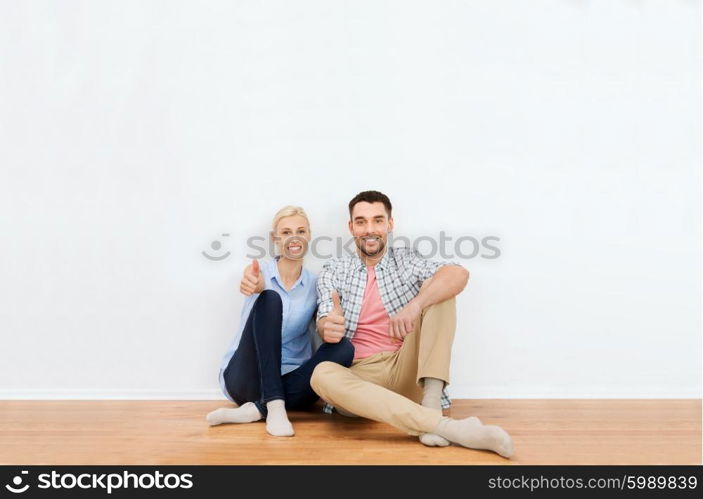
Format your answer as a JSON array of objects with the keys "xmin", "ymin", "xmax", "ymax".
[{"xmin": 316, "ymin": 245, "xmax": 462, "ymax": 414}]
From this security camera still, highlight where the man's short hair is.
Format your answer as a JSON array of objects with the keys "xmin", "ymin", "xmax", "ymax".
[{"xmin": 348, "ymin": 190, "xmax": 392, "ymax": 219}]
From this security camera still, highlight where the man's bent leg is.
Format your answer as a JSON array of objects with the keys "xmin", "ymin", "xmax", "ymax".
[
  {"xmin": 391, "ymin": 297, "xmax": 456, "ymax": 447},
  {"xmin": 336, "ymin": 351, "xmax": 398, "ymax": 416},
  {"xmin": 391, "ymin": 297, "xmax": 457, "ymax": 398},
  {"xmin": 310, "ymin": 360, "xmax": 515, "ymax": 458},
  {"xmin": 310, "ymin": 361, "xmax": 442, "ymax": 436}
]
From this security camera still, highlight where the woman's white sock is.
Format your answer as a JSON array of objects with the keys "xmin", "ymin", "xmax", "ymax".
[
  {"xmin": 206, "ymin": 402, "xmax": 262, "ymax": 426},
  {"xmin": 265, "ymin": 399, "xmax": 294, "ymax": 437}
]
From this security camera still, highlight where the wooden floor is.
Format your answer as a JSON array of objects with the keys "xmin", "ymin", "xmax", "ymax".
[{"xmin": 0, "ymin": 399, "xmax": 700, "ymax": 465}]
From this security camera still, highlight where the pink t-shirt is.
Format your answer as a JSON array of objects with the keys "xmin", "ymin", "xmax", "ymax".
[{"xmin": 351, "ymin": 265, "xmax": 402, "ymax": 360}]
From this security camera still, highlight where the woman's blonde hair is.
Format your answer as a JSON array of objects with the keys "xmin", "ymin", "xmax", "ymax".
[{"xmin": 271, "ymin": 205, "xmax": 310, "ymax": 233}]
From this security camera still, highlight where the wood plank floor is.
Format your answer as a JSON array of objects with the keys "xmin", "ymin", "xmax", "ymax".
[{"xmin": 0, "ymin": 399, "xmax": 700, "ymax": 465}]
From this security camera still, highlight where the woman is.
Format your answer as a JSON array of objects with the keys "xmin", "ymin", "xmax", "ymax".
[{"xmin": 206, "ymin": 206, "xmax": 354, "ymax": 436}]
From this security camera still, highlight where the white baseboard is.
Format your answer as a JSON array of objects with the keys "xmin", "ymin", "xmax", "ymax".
[
  {"xmin": 0, "ymin": 389, "xmax": 227, "ymax": 400},
  {"xmin": 446, "ymin": 384, "xmax": 702, "ymax": 399},
  {"xmin": 0, "ymin": 386, "xmax": 700, "ymax": 400}
]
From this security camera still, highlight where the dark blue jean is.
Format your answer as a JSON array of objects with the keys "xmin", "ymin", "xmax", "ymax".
[{"xmin": 223, "ymin": 289, "xmax": 354, "ymax": 417}]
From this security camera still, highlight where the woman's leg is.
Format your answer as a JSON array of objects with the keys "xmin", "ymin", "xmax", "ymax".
[
  {"xmin": 226, "ymin": 290, "xmax": 286, "ymax": 413},
  {"xmin": 207, "ymin": 290, "xmax": 286, "ymax": 429},
  {"xmin": 281, "ymin": 338, "xmax": 355, "ymax": 410}
]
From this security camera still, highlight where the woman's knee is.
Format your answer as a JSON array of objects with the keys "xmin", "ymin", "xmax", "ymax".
[
  {"xmin": 258, "ymin": 289, "xmax": 279, "ymax": 301},
  {"xmin": 254, "ymin": 289, "xmax": 282, "ymax": 311},
  {"xmin": 337, "ymin": 338, "xmax": 355, "ymax": 366},
  {"xmin": 319, "ymin": 338, "xmax": 355, "ymax": 367}
]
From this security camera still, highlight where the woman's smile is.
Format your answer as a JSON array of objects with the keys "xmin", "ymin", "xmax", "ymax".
[{"xmin": 287, "ymin": 242, "xmax": 303, "ymax": 255}]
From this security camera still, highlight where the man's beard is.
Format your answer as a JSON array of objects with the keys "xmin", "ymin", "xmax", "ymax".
[{"xmin": 356, "ymin": 235, "xmax": 386, "ymax": 258}]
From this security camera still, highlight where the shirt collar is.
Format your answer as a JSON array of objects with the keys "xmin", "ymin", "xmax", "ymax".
[
  {"xmin": 353, "ymin": 245, "xmax": 393, "ymax": 272},
  {"xmin": 271, "ymin": 256, "xmax": 306, "ymax": 289}
]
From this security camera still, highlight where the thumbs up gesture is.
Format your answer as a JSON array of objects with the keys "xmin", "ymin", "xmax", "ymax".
[
  {"xmin": 322, "ymin": 290, "xmax": 346, "ymax": 343},
  {"xmin": 240, "ymin": 259, "xmax": 265, "ymax": 296}
]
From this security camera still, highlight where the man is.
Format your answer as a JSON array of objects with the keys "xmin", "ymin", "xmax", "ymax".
[{"xmin": 311, "ymin": 190, "xmax": 513, "ymax": 458}]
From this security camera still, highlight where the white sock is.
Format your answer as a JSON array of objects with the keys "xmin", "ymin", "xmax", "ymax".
[
  {"xmin": 433, "ymin": 416, "xmax": 514, "ymax": 458},
  {"xmin": 421, "ymin": 377, "xmax": 444, "ymax": 409},
  {"xmin": 265, "ymin": 399, "xmax": 294, "ymax": 437},
  {"xmin": 419, "ymin": 378, "xmax": 450, "ymax": 447},
  {"xmin": 206, "ymin": 402, "xmax": 262, "ymax": 426}
]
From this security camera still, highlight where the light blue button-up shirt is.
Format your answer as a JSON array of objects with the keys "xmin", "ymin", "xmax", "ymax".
[{"xmin": 218, "ymin": 257, "xmax": 319, "ymax": 402}]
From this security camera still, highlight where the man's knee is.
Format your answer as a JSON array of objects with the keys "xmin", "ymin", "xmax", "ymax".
[
  {"xmin": 310, "ymin": 361, "xmax": 342, "ymax": 392},
  {"xmin": 422, "ymin": 295, "xmax": 456, "ymax": 317}
]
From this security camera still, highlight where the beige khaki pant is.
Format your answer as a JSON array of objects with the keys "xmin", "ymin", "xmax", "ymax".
[{"xmin": 310, "ymin": 297, "xmax": 456, "ymax": 436}]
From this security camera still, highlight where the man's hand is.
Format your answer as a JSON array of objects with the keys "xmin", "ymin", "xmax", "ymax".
[
  {"xmin": 321, "ymin": 290, "xmax": 346, "ymax": 343},
  {"xmin": 389, "ymin": 300, "xmax": 422, "ymax": 340},
  {"xmin": 239, "ymin": 259, "xmax": 265, "ymax": 296}
]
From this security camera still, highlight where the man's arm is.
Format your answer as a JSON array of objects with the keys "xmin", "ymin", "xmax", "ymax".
[
  {"xmin": 412, "ymin": 264, "xmax": 469, "ymax": 311},
  {"xmin": 389, "ymin": 250, "xmax": 469, "ymax": 339}
]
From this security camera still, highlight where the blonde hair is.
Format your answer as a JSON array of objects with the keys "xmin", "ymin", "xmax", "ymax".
[{"xmin": 271, "ymin": 205, "xmax": 310, "ymax": 233}]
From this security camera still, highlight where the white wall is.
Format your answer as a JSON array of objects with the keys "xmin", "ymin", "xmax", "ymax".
[{"xmin": 0, "ymin": 0, "xmax": 700, "ymax": 400}]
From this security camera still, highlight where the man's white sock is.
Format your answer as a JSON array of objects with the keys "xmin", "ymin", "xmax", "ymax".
[
  {"xmin": 434, "ymin": 416, "xmax": 514, "ymax": 458},
  {"xmin": 419, "ymin": 377, "xmax": 450, "ymax": 447}
]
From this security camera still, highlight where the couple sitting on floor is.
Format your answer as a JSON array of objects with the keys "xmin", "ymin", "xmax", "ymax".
[{"xmin": 206, "ymin": 190, "xmax": 514, "ymax": 458}]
